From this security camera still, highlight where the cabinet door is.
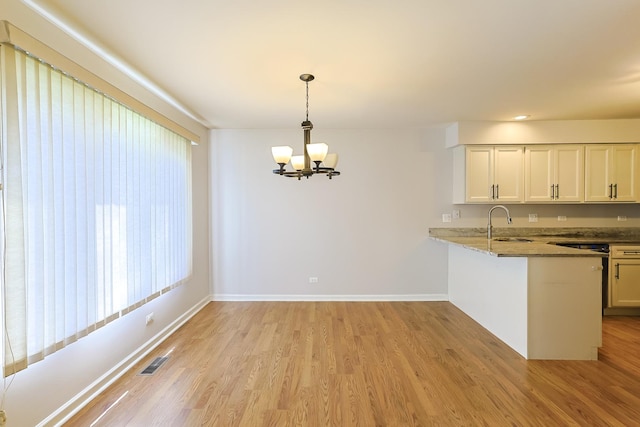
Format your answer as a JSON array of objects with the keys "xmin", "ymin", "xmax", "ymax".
[
  {"xmin": 465, "ymin": 146, "xmax": 494, "ymax": 202},
  {"xmin": 585, "ymin": 145, "xmax": 637, "ymax": 202},
  {"xmin": 555, "ymin": 145, "xmax": 584, "ymax": 202},
  {"xmin": 585, "ymin": 145, "xmax": 612, "ymax": 202},
  {"xmin": 610, "ymin": 260, "xmax": 640, "ymax": 307},
  {"xmin": 494, "ymin": 146, "xmax": 523, "ymax": 202},
  {"xmin": 611, "ymin": 145, "xmax": 636, "ymax": 202},
  {"xmin": 525, "ymin": 146, "xmax": 554, "ymax": 202}
]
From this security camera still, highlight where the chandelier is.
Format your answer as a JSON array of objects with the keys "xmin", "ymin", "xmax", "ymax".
[{"xmin": 271, "ymin": 74, "xmax": 340, "ymax": 180}]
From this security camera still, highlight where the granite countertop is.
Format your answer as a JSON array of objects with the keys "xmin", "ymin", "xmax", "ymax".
[{"xmin": 429, "ymin": 227, "xmax": 640, "ymax": 257}]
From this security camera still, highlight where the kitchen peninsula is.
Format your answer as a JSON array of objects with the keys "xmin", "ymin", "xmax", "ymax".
[{"xmin": 429, "ymin": 228, "xmax": 627, "ymax": 361}]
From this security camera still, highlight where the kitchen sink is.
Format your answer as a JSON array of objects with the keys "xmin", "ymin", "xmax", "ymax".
[{"xmin": 493, "ymin": 237, "xmax": 533, "ymax": 242}]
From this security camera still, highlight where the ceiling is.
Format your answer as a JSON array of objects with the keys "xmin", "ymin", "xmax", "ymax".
[{"xmin": 29, "ymin": 0, "xmax": 640, "ymax": 129}]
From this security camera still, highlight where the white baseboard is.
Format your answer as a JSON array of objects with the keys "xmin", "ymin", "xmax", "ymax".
[
  {"xmin": 212, "ymin": 294, "xmax": 449, "ymax": 302},
  {"xmin": 44, "ymin": 295, "xmax": 211, "ymax": 427}
]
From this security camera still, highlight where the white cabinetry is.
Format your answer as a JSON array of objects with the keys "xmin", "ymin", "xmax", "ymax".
[
  {"xmin": 454, "ymin": 146, "xmax": 523, "ymax": 203},
  {"xmin": 610, "ymin": 261, "xmax": 640, "ymax": 307},
  {"xmin": 585, "ymin": 145, "xmax": 637, "ymax": 202},
  {"xmin": 454, "ymin": 143, "xmax": 639, "ymax": 204},
  {"xmin": 524, "ymin": 145, "xmax": 584, "ymax": 202},
  {"xmin": 609, "ymin": 246, "xmax": 640, "ymax": 308},
  {"xmin": 448, "ymin": 245, "xmax": 602, "ymax": 360}
]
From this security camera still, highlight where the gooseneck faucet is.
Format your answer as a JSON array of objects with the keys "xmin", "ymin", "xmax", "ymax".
[{"xmin": 487, "ymin": 205, "xmax": 512, "ymax": 239}]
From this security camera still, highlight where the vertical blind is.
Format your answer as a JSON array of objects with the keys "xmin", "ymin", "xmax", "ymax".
[{"xmin": 1, "ymin": 45, "xmax": 192, "ymax": 375}]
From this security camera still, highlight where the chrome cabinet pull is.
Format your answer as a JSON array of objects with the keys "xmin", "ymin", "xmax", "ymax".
[{"xmin": 490, "ymin": 185, "xmax": 495, "ymax": 199}]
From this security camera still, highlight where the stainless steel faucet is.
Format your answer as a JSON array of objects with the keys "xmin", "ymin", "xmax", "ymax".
[{"xmin": 487, "ymin": 205, "xmax": 512, "ymax": 239}]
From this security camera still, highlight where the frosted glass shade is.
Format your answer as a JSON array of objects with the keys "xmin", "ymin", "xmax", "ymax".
[
  {"xmin": 271, "ymin": 146, "xmax": 293, "ymax": 164},
  {"xmin": 323, "ymin": 153, "xmax": 339, "ymax": 169},
  {"xmin": 306, "ymin": 143, "xmax": 328, "ymax": 162},
  {"xmin": 291, "ymin": 155, "xmax": 305, "ymax": 171}
]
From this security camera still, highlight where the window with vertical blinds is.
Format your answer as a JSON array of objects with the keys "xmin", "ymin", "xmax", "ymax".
[{"xmin": 1, "ymin": 45, "xmax": 193, "ymax": 375}]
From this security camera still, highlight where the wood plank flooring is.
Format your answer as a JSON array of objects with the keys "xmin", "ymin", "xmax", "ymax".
[{"xmin": 64, "ymin": 302, "xmax": 640, "ymax": 426}]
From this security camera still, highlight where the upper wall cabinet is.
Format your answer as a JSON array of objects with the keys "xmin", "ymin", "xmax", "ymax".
[
  {"xmin": 453, "ymin": 146, "xmax": 524, "ymax": 203},
  {"xmin": 585, "ymin": 145, "xmax": 637, "ymax": 202},
  {"xmin": 524, "ymin": 145, "xmax": 584, "ymax": 203}
]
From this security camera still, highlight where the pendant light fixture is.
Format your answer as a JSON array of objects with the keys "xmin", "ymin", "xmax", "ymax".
[{"xmin": 272, "ymin": 74, "xmax": 340, "ymax": 180}]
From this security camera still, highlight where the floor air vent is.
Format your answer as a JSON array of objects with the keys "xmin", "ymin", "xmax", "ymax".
[{"xmin": 139, "ymin": 356, "xmax": 169, "ymax": 376}]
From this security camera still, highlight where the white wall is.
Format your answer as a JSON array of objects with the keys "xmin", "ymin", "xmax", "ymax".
[
  {"xmin": 447, "ymin": 119, "xmax": 640, "ymax": 147},
  {"xmin": 210, "ymin": 123, "xmax": 640, "ymax": 304},
  {"xmin": 210, "ymin": 127, "xmax": 450, "ymax": 300},
  {"xmin": 1, "ymin": 2, "xmax": 211, "ymax": 426}
]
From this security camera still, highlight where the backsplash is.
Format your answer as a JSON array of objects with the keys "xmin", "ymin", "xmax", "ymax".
[{"xmin": 436, "ymin": 203, "xmax": 640, "ymax": 228}]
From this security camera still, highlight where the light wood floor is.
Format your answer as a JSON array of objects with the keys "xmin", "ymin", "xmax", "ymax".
[{"xmin": 64, "ymin": 302, "xmax": 640, "ymax": 426}]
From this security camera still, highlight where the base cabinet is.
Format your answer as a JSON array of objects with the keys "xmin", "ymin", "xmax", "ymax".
[
  {"xmin": 448, "ymin": 245, "xmax": 603, "ymax": 360},
  {"xmin": 610, "ymin": 261, "xmax": 640, "ymax": 306}
]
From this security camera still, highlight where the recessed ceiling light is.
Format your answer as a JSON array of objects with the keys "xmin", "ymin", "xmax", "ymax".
[{"xmin": 513, "ymin": 115, "xmax": 530, "ymax": 120}]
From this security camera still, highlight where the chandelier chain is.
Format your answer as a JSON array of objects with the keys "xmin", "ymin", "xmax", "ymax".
[{"xmin": 305, "ymin": 81, "xmax": 309, "ymax": 121}]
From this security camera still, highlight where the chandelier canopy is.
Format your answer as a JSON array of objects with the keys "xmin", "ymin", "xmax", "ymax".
[{"xmin": 271, "ymin": 74, "xmax": 340, "ymax": 180}]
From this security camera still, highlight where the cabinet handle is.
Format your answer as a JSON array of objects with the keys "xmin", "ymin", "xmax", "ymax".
[
  {"xmin": 613, "ymin": 183, "xmax": 618, "ymax": 199},
  {"xmin": 615, "ymin": 262, "xmax": 620, "ymax": 279},
  {"xmin": 496, "ymin": 185, "xmax": 499, "ymax": 199},
  {"xmin": 555, "ymin": 184, "xmax": 559, "ymax": 199},
  {"xmin": 490, "ymin": 185, "xmax": 494, "ymax": 199},
  {"xmin": 551, "ymin": 184, "xmax": 555, "ymax": 199},
  {"xmin": 609, "ymin": 183, "xmax": 613, "ymax": 199}
]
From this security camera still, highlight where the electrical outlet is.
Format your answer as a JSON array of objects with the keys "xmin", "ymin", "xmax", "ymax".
[
  {"xmin": 617, "ymin": 216, "xmax": 627, "ymax": 221},
  {"xmin": 442, "ymin": 213, "xmax": 452, "ymax": 223},
  {"xmin": 528, "ymin": 213, "xmax": 538, "ymax": 223},
  {"xmin": 557, "ymin": 216, "xmax": 567, "ymax": 222},
  {"xmin": 309, "ymin": 277, "xmax": 318, "ymax": 284},
  {"xmin": 145, "ymin": 313, "xmax": 154, "ymax": 325},
  {"xmin": 452, "ymin": 209, "xmax": 460, "ymax": 219}
]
